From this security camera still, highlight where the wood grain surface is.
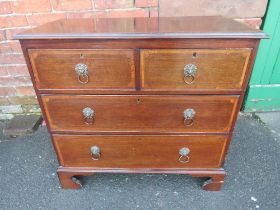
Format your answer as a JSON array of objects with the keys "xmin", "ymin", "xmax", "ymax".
[
  {"xmin": 53, "ymin": 134, "xmax": 228, "ymax": 168},
  {"xmin": 29, "ymin": 49, "xmax": 136, "ymax": 90},
  {"xmin": 42, "ymin": 95, "xmax": 239, "ymax": 134},
  {"xmin": 141, "ymin": 49, "xmax": 251, "ymax": 90},
  {"xmin": 15, "ymin": 16, "xmax": 265, "ymax": 190},
  {"xmin": 15, "ymin": 17, "xmax": 267, "ymax": 39}
]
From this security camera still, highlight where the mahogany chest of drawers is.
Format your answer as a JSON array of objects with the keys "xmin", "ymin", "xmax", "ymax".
[{"xmin": 16, "ymin": 16, "xmax": 267, "ymax": 191}]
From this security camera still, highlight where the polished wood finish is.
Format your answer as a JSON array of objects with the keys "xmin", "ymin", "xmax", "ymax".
[
  {"xmin": 141, "ymin": 49, "xmax": 251, "ymax": 90},
  {"xmin": 29, "ymin": 49, "xmax": 135, "ymax": 90},
  {"xmin": 57, "ymin": 167, "xmax": 226, "ymax": 190},
  {"xmin": 192, "ymin": 172, "xmax": 226, "ymax": 191},
  {"xmin": 53, "ymin": 135, "xmax": 227, "ymax": 168},
  {"xmin": 14, "ymin": 16, "xmax": 267, "ymax": 39},
  {"xmin": 20, "ymin": 38, "xmax": 258, "ymax": 95},
  {"xmin": 57, "ymin": 170, "xmax": 94, "ymax": 189},
  {"xmin": 42, "ymin": 95, "xmax": 239, "ymax": 134},
  {"xmin": 16, "ymin": 17, "xmax": 266, "ymax": 191}
]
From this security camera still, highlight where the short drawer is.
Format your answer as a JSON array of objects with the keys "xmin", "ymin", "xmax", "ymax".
[
  {"xmin": 42, "ymin": 95, "xmax": 239, "ymax": 134},
  {"xmin": 29, "ymin": 49, "xmax": 136, "ymax": 90},
  {"xmin": 140, "ymin": 49, "xmax": 251, "ymax": 90},
  {"xmin": 53, "ymin": 134, "xmax": 227, "ymax": 168}
]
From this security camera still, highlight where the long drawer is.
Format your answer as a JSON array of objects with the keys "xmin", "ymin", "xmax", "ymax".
[
  {"xmin": 53, "ymin": 134, "xmax": 228, "ymax": 168},
  {"xmin": 42, "ymin": 95, "xmax": 239, "ymax": 134},
  {"xmin": 29, "ymin": 49, "xmax": 136, "ymax": 90},
  {"xmin": 141, "ymin": 49, "xmax": 251, "ymax": 91}
]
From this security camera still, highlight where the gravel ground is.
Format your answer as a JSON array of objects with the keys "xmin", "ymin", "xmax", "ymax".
[{"xmin": 0, "ymin": 114, "xmax": 280, "ymax": 210}]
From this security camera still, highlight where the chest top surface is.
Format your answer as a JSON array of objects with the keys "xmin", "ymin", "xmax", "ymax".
[{"xmin": 15, "ymin": 16, "xmax": 267, "ymax": 40}]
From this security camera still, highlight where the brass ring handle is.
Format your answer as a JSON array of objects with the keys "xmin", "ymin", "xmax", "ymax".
[
  {"xmin": 183, "ymin": 64, "xmax": 197, "ymax": 84},
  {"xmin": 78, "ymin": 74, "xmax": 89, "ymax": 84},
  {"xmin": 184, "ymin": 118, "xmax": 194, "ymax": 127},
  {"xmin": 75, "ymin": 63, "xmax": 89, "ymax": 84},
  {"xmin": 82, "ymin": 107, "xmax": 95, "ymax": 124},
  {"xmin": 184, "ymin": 75, "xmax": 195, "ymax": 84},
  {"xmin": 183, "ymin": 108, "xmax": 195, "ymax": 127},
  {"xmin": 179, "ymin": 147, "xmax": 190, "ymax": 163},
  {"xmin": 90, "ymin": 146, "xmax": 101, "ymax": 160}
]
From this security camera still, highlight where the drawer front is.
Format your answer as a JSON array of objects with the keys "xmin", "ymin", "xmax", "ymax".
[
  {"xmin": 29, "ymin": 49, "xmax": 136, "ymax": 90},
  {"xmin": 141, "ymin": 49, "xmax": 251, "ymax": 90},
  {"xmin": 42, "ymin": 95, "xmax": 239, "ymax": 133},
  {"xmin": 53, "ymin": 135, "xmax": 227, "ymax": 168}
]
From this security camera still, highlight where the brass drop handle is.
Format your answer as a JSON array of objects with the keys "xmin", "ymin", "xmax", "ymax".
[
  {"xmin": 90, "ymin": 146, "xmax": 101, "ymax": 160},
  {"xmin": 179, "ymin": 147, "xmax": 190, "ymax": 163},
  {"xmin": 75, "ymin": 63, "xmax": 89, "ymax": 84},
  {"xmin": 183, "ymin": 64, "xmax": 197, "ymax": 84},
  {"xmin": 82, "ymin": 107, "xmax": 95, "ymax": 124},
  {"xmin": 183, "ymin": 108, "xmax": 195, "ymax": 126}
]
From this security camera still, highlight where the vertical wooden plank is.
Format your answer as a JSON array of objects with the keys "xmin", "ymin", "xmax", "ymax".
[
  {"xmin": 269, "ymin": 19, "xmax": 280, "ymax": 84},
  {"xmin": 249, "ymin": 0, "xmax": 280, "ymax": 84},
  {"xmin": 261, "ymin": 17, "xmax": 280, "ymax": 84},
  {"xmin": 270, "ymin": 51, "xmax": 280, "ymax": 83},
  {"xmin": 244, "ymin": 0, "xmax": 280, "ymax": 112}
]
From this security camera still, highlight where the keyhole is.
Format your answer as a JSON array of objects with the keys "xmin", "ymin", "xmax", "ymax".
[
  {"xmin": 192, "ymin": 52, "xmax": 197, "ymax": 58},
  {"xmin": 137, "ymin": 98, "xmax": 141, "ymax": 104},
  {"xmin": 80, "ymin": 53, "xmax": 84, "ymax": 59}
]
